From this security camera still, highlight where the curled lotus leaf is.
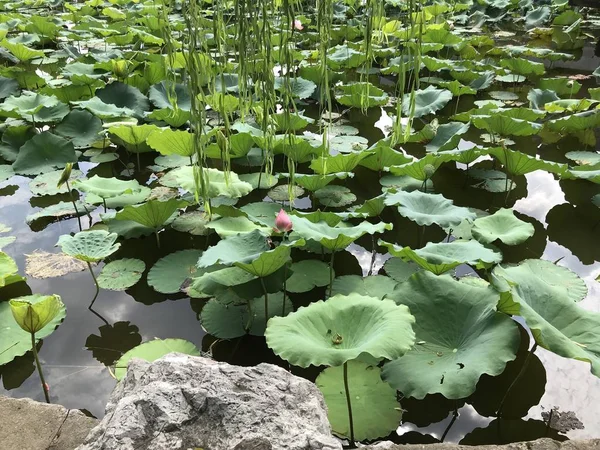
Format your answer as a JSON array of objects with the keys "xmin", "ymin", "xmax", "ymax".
[
  {"xmin": 56, "ymin": 230, "xmax": 120, "ymax": 263},
  {"xmin": 265, "ymin": 293, "xmax": 416, "ymax": 368}
]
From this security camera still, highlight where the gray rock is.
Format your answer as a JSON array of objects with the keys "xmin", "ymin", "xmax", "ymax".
[
  {"xmin": 0, "ymin": 395, "xmax": 98, "ymax": 450},
  {"xmin": 77, "ymin": 353, "xmax": 342, "ymax": 450}
]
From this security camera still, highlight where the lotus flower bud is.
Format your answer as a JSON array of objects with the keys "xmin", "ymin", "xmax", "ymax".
[
  {"xmin": 423, "ymin": 164, "xmax": 435, "ymax": 179},
  {"xmin": 274, "ymin": 209, "xmax": 293, "ymax": 233},
  {"xmin": 293, "ymin": 19, "xmax": 303, "ymax": 31},
  {"xmin": 57, "ymin": 163, "xmax": 73, "ymax": 188}
]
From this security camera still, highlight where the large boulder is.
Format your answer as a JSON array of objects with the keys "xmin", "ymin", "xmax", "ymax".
[{"xmin": 77, "ymin": 353, "xmax": 342, "ymax": 450}]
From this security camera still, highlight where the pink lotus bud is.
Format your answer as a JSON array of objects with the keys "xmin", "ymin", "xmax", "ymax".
[
  {"xmin": 275, "ymin": 209, "xmax": 293, "ymax": 233},
  {"xmin": 43, "ymin": 383, "xmax": 50, "ymax": 392},
  {"xmin": 293, "ymin": 19, "xmax": 303, "ymax": 31}
]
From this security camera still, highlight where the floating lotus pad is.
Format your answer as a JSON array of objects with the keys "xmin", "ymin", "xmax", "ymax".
[
  {"xmin": 98, "ymin": 258, "xmax": 145, "ymax": 291},
  {"xmin": 265, "ymin": 293, "xmax": 416, "ymax": 367},
  {"xmin": 147, "ymin": 249, "xmax": 203, "ymax": 294}
]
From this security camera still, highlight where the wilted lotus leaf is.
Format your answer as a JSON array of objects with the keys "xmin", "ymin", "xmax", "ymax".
[
  {"xmin": 265, "ymin": 293, "xmax": 415, "ymax": 367},
  {"xmin": 25, "ymin": 250, "xmax": 87, "ymax": 278}
]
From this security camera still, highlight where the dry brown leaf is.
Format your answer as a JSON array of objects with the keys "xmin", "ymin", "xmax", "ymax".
[{"xmin": 25, "ymin": 250, "xmax": 88, "ymax": 279}]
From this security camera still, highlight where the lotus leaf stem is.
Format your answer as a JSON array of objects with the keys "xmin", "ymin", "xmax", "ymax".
[
  {"xmin": 31, "ymin": 332, "xmax": 50, "ymax": 403},
  {"xmin": 102, "ymin": 198, "xmax": 108, "ymax": 213},
  {"xmin": 440, "ymin": 402, "xmax": 459, "ymax": 442},
  {"xmin": 343, "ymin": 361, "xmax": 355, "ymax": 447},
  {"xmin": 86, "ymin": 262, "xmax": 100, "ymax": 304},
  {"xmin": 65, "ymin": 179, "xmax": 82, "ymax": 232},
  {"xmin": 155, "ymin": 231, "xmax": 161, "ymax": 249},
  {"xmin": 328, "ymin": 251, "xmax": 335, "ymax": 298},
  {"xmin": 260, "ymin": 277, "xmax": 269, "ymax": 326}
]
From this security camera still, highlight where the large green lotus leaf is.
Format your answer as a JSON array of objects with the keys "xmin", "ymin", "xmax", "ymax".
[
  {"xmin": 331, "ymin": 275, "xmax": 398, "ymax": 299},
  {"xmin": 147, "ymin": 107, "xmax": 191, "ymax": 128},
  {"xmin": 115, "ymin": 199, "xmax": 187, "ymax": 230},
  {"xmin": 565, "ymin": 151, "xmax": 600, "ymax": 166},
  {"xmin": 385, "ymin": 190, "xmax": 476, "ymax": 228},
  {"xmin": 492, "ymin": 260, "xmax": 598, "ymax": 376},
  {"xmin": 56, "ymin": 230, "xmax": 120, "ymax": 263},
  {"xmin": 0, "ymin": 293, "xmax": 66, "ymax": 366},
  {"xmin": 538, "ymin": 77, "xmax": 581, "ymax": 96},
  {"xmin": 162, "ymin": 166, "xmax": 253, "ymax": 199},
  {"xmin": 334, "ymin": 82, "xmax": 388, "ymax": 109},
  {"xmin": 148, "ymin": 81, "xmax": 192, "ymax": 110},
  {"xmin": 86, "ymin": 186, "xmax": 151, "ymax": 208},
  {"xmin": 170, "ymin": 211, "xmax": 210, "ymax": 236},
  {"xmin": 201, "ymin": 291, "xmax": 293, "ymax": 339},
  {"xmin": 13, "ymin": 132, "xmax": 77, "ymax": 176},
  {"xmin": 146, "ymin": 129, "xmax": 194, "ymax": 157},
  {"xmin": 74, "ymin": 175, "xmax": 144, "ymax": 199},
  {"xmin": 55, "ymin": 109, "xmax": 103, "ymax": 149},
  {"xmin": 565, "ymin": 163, "xmax": 600, "ymax": 184},
  {"xmin": 0, "ymin": 251, "xmax": 25, "ymax": 287},
  {"xmin": 317, "ymin": 361, "xmax": 402, "ymax": 441},
  {"xmin": 291, "ymin": 215, "xmax": 392, "ymax": 251},
  {"xmin": 266, "ymin": 293, "xmax": 415, "ymax": 367},
  {"xmin": 528, "ymin": 89, "xmax": 560, "ymax": 111},
  {"xmin": 425, "ymin": 122, "xmax": 470, "ymax": 152},
  {"xmin": 327, "ymin": 44, "xmax": 366, "ymax": 69},
  {"xmin": 0, "ymin": 91, "xmax": 66, "ymax": 121},
  {"xmin": 108, "ymin": 124, "xmax": 158, "ymax": 152},
  {"xmin": 402, "ymin": 86, "xmax": 452, "ymax": 118},
  {"xmin": 545, "ymin": 110, "xmax": 600, "ymax": 134},
  {"xmin": 189, "ymin": 266, "xmax": 256, "ymax": 297},
  {"xmin": 114, "ymin": 338, "xmax": 201, "ymax": 380},
  {"xmin": 72, "ymin": 97, "xmax": 136, "ymax": 119},
  {"xmin": 205, "ymin": 216, "xmax": 271, "ymax": 238},
  {"xmin": 471, "ymin": 208, "xmax": 534, "ymax": 245},
  {"xmin": 274, "ymin": 77, "xmax": 317, "ymax": 99},
  {"xmin": 315, "ymin": 185, "xmax": 356, "ymax": 208},
  {"xmin": 471, "ymin": 115, "xmax": 541, "ymax": 137},
  {"xmin": 238, "ymin": 172, "xmax": 279, "ymax": 189},
  {"xmin": 286, "ymin": 260, "xmax": 331, "ymax": 293},
  {"xmin": 489, "ymin": 147, "xmax": 568, "ymax": 177},
  {"xmin": 309, "ymin": 151, "xmax": 373, "ymax": 175},
  {"xmin": 198, "ymin": 229, "xmax": 303, "ymax": 277},
  {"xmin": 28, "ymin": 169, "xmax": 83, "ymax": 196},
  {"xmin": 379, "ymin": 240, "xmax": 501, "ymax": 275},
  {"xmin": 500, "ymin": 58, "xmax": 545, "ymax": 76},
  {"xmin": 383, "ymin": 272, "xmax": 520, "ymax": 399},
  {"xmin": 26, "ymin": 201, "xmax": 95, "ymax": 226},
  {"xmin": 359, "ymin": 144, "xmax": 412, "ymax": 172},
  {"xmin": 96, "ymin": 81, "xmax": 149, "ymax": 117},
  {"xmin": 388, "ymin": 153, "xmax": 455, "ymax": 181},
  {"xmin": 147, "ymin": 249, "xmax": 203, "ymax": 294},
  {"xmin": 98, "ymin": 258, "xmax": 145, "ymax": 291},
  {"xmin": 525, "ymin": 6, "xmax": 551, "ymax": 29}
]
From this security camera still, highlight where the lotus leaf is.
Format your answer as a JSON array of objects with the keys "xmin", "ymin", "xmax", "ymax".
[
  {"xmin": 108, "ymin": 124, "xmax": 158, "ymax": 152},
  {"xmin": 54, "ymin": 109, "xmax": 103, "ymax": 149},
  {"xmin": 265, "ymin": 293, "xmax": 415, "ymax": 367},
  {"xmin": 73, "ymin": 97, "xmax": 136, "ymax": 119},
  {"xmin": 383, "ymin": 272, "xmax": 520, "ymax": 399},
  {"xmin": 317, "ymin": 361, "xmax": 402, "ymax": 441},
  {"xmin": 268, "ymin": 185, "xmax": 305, "ymax": 202},
  {"xmin": 274, "ymin": 77, "xmax": 316, "ymax": 99},
  {"xmin": 147, "ymin": 249, "xmax": 203, "ymax": 294},
  {"xmin": 146, "ymin": 128, "xmax": 194, "ymax": 157},
  {"xmin": 0, "ymin": 252, "xmax": 24, "ymax": 287},
  {"xmin": 310, "ymin": 152, "xmax": 373, "ymax": 175},
  {"xmin": 13, "ymin": 132, "xmax": 77, "ymax": 176},
  {"xmin": 201, "ymin": 291, "xmax": 293, "ymax": 338},
  {"xmin": 293, "ymin": 173, "xmax": 353, "ymax": 192},
  {"xmin": 490, "ymin": 147, "xmax": 568, "ymax": 177},
  {"xmin": 0, "ymin": 293, "xmax": 66, "ymax": 366},
  {"xmin": 96, "ymin": 82, "xmax": 149, "ymax": 117},
  {"xmin": 115, "ymin": 198, "xmax": 187, "ymax": 230},
  {"xmin": 161, "ymin": 166, "xmax": 253, "ymax": 198},
  {"xmin": 148, "ymin": 81, "xmax": 192, "ymax": 110},
  {"xmin": 425, "ymin": 122, "xmax": 470, "ymax": 153},
  {"xmin": 493, "ymin": 260, "xmax": 597, "ymax": 376},
  {"xmin": 471, "ymin": 208, "xmax": 534, "ymax": 245},
  {"xmin": 335, "ymin": 82, "xmax": 389, "ymax": 109},
  {"xmin": 56, "ymin": 230, "xmax": 120, "ymax": 263},
  {"xmin": 385, "ymin": 190, "xmax": 476, "ymax": 228},
  {"xmin": 29, "ymin": 169, "xmax": 83, "ymax": 196},
  {"xmin": 9, "ymin": 294, "xmax": 64, "ymax": 334},
  {"xmin": 114, "ymin": 338, "xmax": 201, "ymax": 380},
  {"xmin": 286, "ymin": 260, "xmax": 331, "ymax": 293},
  {"xmin": 402, "ymin": 86, "xmax": 452, "ymax": 118},
  {"xmin": 315, "ymin": 185, "xmax": 356, "ymax": 208},
  {"xmin": 291, "ymin": 215, "xmax": 392, "ymax": 251},
  {"xmin": 24, "ymin": 250, "xmax": 87, "ymax": 279},
  {"xmin": 359, "ymin": 144, "xmax": 412, "ymax": 171},
  {"xmin": 206, "ymin": 216, "xmax": 271, "ymax": 238},
  {"xmin": 75, "ymin": 176, "xmax": 146, "ymax": 201},
  {"xmin": 98, "ymin": 258, "xmax": 145, "ymax": 291},
  {"xmin": 26, "ymin": 201, "xmax": 94, "ymax": 226}
]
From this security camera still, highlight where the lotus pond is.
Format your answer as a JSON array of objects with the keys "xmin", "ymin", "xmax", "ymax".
[{"xmin": 0, "ymin": 0, "xmax": 600, "ymax": 446}]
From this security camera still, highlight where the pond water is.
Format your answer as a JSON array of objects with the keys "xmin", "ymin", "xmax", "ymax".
[{"xmin": 1, "ymin": 43, "xmax": 600, "ymax": 444}]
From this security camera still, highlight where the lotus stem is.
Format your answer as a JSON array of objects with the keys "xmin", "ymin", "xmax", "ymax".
[
  {"xmin": 440, "ymin": 402, "xmax": 459, "ymax": 442},
  {"xmin": 136, "ymin": 151, "xmax": 141, "ymax": 171},
  {"xmin": 86, "ymin": 261, "xmax": 100, "ymax": 294},
  {"xmin": 102, "ymin": 198, "xmax": 108, "ymax": 213},
  {"xmin": 328, "ymin": 251, "xmax": 335, "ymax": 298},
  {"xmin": 282, "ymin": 263, "xmax": 288, "ymax": 317},
  {"xmin": 65, "ymin": 180, "xmax": 82, "ymax": 231},
  {"xmin": 31, "ymin": 332, "xmax": 50, "ymax": 403},
  {"xmin": 343, "ymin": 362, "xmax": 355, "ymax": 447},
  {"xmin": 260, "ymin": 277, "xmax": 269, "ymax": 326},
  {"xmin": 155, "ymin": 231, "xmax": 161, "ymax": 249},
  {"xmin": 497, "ymin": 343, "xmax": 538, "ymax": 417}
]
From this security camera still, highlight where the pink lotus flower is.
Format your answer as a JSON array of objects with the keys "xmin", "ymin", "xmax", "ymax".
[
  {"xmin": 275, "ymin": 209, "xmax": 293, "ymax": 233},
  {"xmin": 293, "ymin": 19, "xmax": 303, "ymax": 31}
]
